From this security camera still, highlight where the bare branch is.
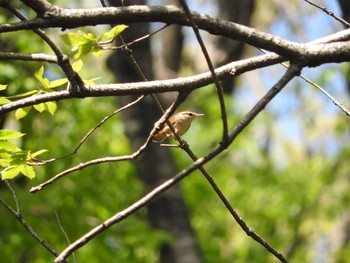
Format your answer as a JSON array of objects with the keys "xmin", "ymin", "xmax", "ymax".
[
  {"xmin": 30, "ymin": 93, "xmax": 188, "ymax": 193},
  {"xmin": 4, "ymin": 1, "xmax": 85, "ymax": 92},
  {"xmin": 55, "ymin": 211, "xmax": 76, "ymax": 263},
  {"xmin": 0, "ymin": 53, "xmax": 283, "ymax": 115},
  {"xmin": 33, "ymin": 95, "xmax": 145, "ymax": 165},
  {"xmin": 0, "ymin": 5, "xmax": 303, "ymax": 57},
  {"xmin": 178, "ymin": 0, "xmax": 229, "ymax": 142},
  {"xmin": 259, "ymin": 48, "xmax": 350, "ymax": 117},
  {"xmin": 304, "ymin": 0, "xmax": 350, "ymax": 28},
  {"xmin": 0, "ymin": 180, "xmax": 60, "ymax": 259},
  {"xmin": 52, "ymin": 63, "xmax": 300, "ymax": 263},
  {"xmin": 0, "ymin": 51, "xmax": 58, "ymax": 63}
]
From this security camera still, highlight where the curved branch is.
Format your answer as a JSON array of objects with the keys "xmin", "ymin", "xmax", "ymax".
[
  {"xmin": 0, "ymin": 5, "xmax": 302, "ymax": 57},
  {"xmin": 53, "ymin": 64, "xmax": 300, "ymax": 263},
  {"xmin": 0, "ymin": 52, "xmax": 283, "ymax": 115}
]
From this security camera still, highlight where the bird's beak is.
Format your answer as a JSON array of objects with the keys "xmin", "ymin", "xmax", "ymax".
[{"xmin": 196, "ymin": 113, "xmax": 205, "ymax": 117}]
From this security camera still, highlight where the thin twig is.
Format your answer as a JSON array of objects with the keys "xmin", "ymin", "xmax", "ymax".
[
  {"xmin": 55, "ymin": 211, "xmax": 76, "ymax": 263},
  {"xmin": 259, "ymin": 49, "xmax": 350, "ymax": 117},
  {"xmin": 304, "ymin": 0, "xmax": 350, "ymax": 28},
  {"xmin": 31, "ymin": 95, "xmax": 145, "ymax": 165},
  {"xmin": 99, "ymin": 24, "xmax": 170, "ymax": 50},
  {"xmin": 3, "ymin": 1, "xmax": 84, "ymax": 91},
  {"xmin": 29, "ymin": 93, "xmax": 188, "ymax": 193},
  {"xmin": 0, "ymin": 180, "xmax": 60, "ymax": 259},
  {"xmin": 178, "ymin": 0, "xmax": 229, "ymax": 143},
  {"xmin": 300, "ymin": 75, "xmax": 350, "ymax": 117},
  {"xmin": 53, "ymin": 64, "xmax": 300, "ymax": 263}
]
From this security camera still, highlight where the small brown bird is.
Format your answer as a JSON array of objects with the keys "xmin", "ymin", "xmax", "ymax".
[{"xmin": 152, "ymin": 111, "xmax": 204, "ymax": 143}]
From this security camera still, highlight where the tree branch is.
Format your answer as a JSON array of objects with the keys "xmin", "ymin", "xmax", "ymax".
[
  {"xmin": 0, "ymin": 51, "xmax": 58, "ymax": 63},
  {"xmin": 53, "ymin": 64, "xmax": 300, "ymax": 263},
  {"xmin": 0, "ymin": 5, "xmax": 303, "ymax": 57},
  {"xmin": 0, "ymin": 52, "xmax": 283, "ymax": 115}
]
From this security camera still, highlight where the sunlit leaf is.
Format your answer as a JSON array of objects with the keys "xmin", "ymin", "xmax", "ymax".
[
  {"xmin": 72, "ymin": 60, "xmax": 83, "ymax": 72},
  {"xmin": 6, "ymin": 90, "xmax": 38, "ymax": 100},
  {"xmin": 1, "ymin": 165, "xmax": 21, "ymax": 179},
  {"xmin": 0, "ymin": 140, "xmax": 20, "ymax": 151},
  {"xmin": 0, "ymin": 158, "xmax": 11, "ymax": 167},
  {"xmin": 31, "ymin": 149, "xmax": 48, "ymax": 158},
  {"xmin": 15, "ymin": 106, "xmax": 32, "ymax": 120},
  {"xmin": 60, "ymin": 31, "xmax": 94, "ymax": 46},
  {"xmin": 0, "ymin": 97, "xmax": 11, "ymax": 105},
  {"xmin": 35, "ymin": 66, "xmax": 50, "ymax": 88},
  {"xmin": 73, "ymin": 43, "xmax": 93, "ymax": 59},
  {"xmin": 0, "ymin": 130, "xmax": 25, "ymax": 140},
  {"xmin": 85, "ymin": 77, "xmax": 102, "ymax": 84},
  {"xmin": 100, "ymin": 25, "xmax": 128, "ymax": 41},
  {"xmin": 20, "ymin": 164, "xmax": 36, "ymax": 179},
  {"xmin": 33, "ymin": 103, "xmax": 46, "ymax": 113},
  {"xmin": 46, "ymin": 101, "xmax": 57, "ymax": 116},
  {"xmin": 91, "ymin": 48, "xmax": 104, "ymax": 58},
  {"xmin": 49, "ymin": 78, "xmax": 68, "ymax": 88},
  {"xmin": 0, "ymin": 84, "xmax": 7, "ymax": 91}
]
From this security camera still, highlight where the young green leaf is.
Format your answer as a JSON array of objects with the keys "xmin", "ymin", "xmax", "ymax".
[
  {"xmin": 20, "ymin": 164, "xmax": 36, "ymax": 179},
  {"xmin": 31, "ymin": 149, "xmax": 48, "ymax": 158},
  {"xmin": 6, "ymin": 90, "xmax": 38, "ymax": 100},
  {"xmin": 1, "ymin": 165, "xmax": 22, "ymax": 179},
  {"xmin": 74, "ymin": 43, "xmax": 94, "ymax": 59},
  {"xmin": 100, "ymin": 25, "xmax": 128, "ymax": 41},
  {"xmin": 61, "ymin": 31, "xmax": 95, "ymax": 46},
  {"xmin": 0, "ymin": 130, "xmax": 25, "ymax": 140},
  {"xmin": 72, "ymin": 59, "xmax": 83, "ymax": 72},
  {"xmin": 33, "ymin": 103, "xmax": 46, "ymax": 113},
  {"xmin": 49, "ymin": 78, "xmax": 68, "ymax": 88},
  {"xmin": 0, "ymin": 140, "xmax": 21, "ymax": 152},
  {"xmin": 35, "ymin": 66, "xmax": 50, "ymax": 88},
  {"xmin": 0, "ymin": 97, "xmax": 11, "ymax": 105},
  {"xmin": 15, "ymin": 106, "xmax": 32, "ymax": 120},
  {"xmin": 0, "ymin": 84, "xmax": 7, "ymax": 91},
  {"xmin": 46, "ymin": 101, "xmax": 57, "ymax": 116},
  {"xmin": 85, "ymin": 77, "xmax": 102, "ymax": 85}
]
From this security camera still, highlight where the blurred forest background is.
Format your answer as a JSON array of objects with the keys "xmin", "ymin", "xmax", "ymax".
[{"xmin": 0, "ymin": 0, "xmax": 350, "ymax": 262}]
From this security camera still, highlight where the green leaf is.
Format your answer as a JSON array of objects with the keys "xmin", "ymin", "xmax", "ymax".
[
  {"xmin": 72, "ymin": 60, "xmax": 83, "ymax": 72},
  {"xmin": 91, "ymin": 48, "xmax": 104, "ymax": 58},
  {"xmin": 6, "ymin": 90, "xmax": 38, "ymax": 100},
  {"xmin": 48, "ymin": 78, "xmax": 68, "ymax": 88},
  {"xmin": 61, "ymin": 31, "xmax": 98, "ymax": 58},
  {"xmin": 99, "ymin": 25, "xmax": 128, "ymax": 41},
  {"xmin": 0, "ymin": 158, "xmax": 11, "ymax": 167},
  {"xmin": 33, "ymin": 102, "xmax": 57, "ymax": 115},
  {"xmin": 35, "ymin": 66, "xmax": 50, "ymax": 88},
  {"xmin": 20, "ymin": 164, "xmax": 36, "ymax": 179},
  {"xmin": 15, "ymin": 106, "xmax": 32, "ymax": 120},
  {"xmin": 0, "ymin": 84, "xmax": 7, "ymax": 91},
  {"xmin": 46, "ymin": 101, "xmax": 57, "ymax": 116},
  {"xmin": 31, "ymin": 149, "xmax": 48, "ymax": 158},
  {"xmin": 33, "ymin": 103, "xmax": 46, "ymax": 113},
  {"xmin": 1, "ymin": 165, "xmax": 21, "ymax": 179},
  {"xmin": 10, "ymin": 151, "xmax": 28, "ymax": 165},
  {"xmin": 73, "ymin": 43, "xmax": 93, "ymax": 59},
  {"xmin": 60, "ymin": 31, "xmax": 94, "ymax": 46},
  {"xmin": 0, "ymin": 130, "xmax": 25, "ymax": 140},
  {"xmin": 0, "ymin": 97, "xmax": 11, "ymax": 105},
  {"xmin": 85, "ymin": 77, "xmax": 102, "ymax": 85},
  {"xmin": 0, "ymin": 140, "xmax": 21, "ymax": 152}
]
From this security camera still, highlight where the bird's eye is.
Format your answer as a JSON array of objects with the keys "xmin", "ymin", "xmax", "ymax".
[{"xmin": 187, "ymin": 112, "xmax": 193, "ymax": 116}]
